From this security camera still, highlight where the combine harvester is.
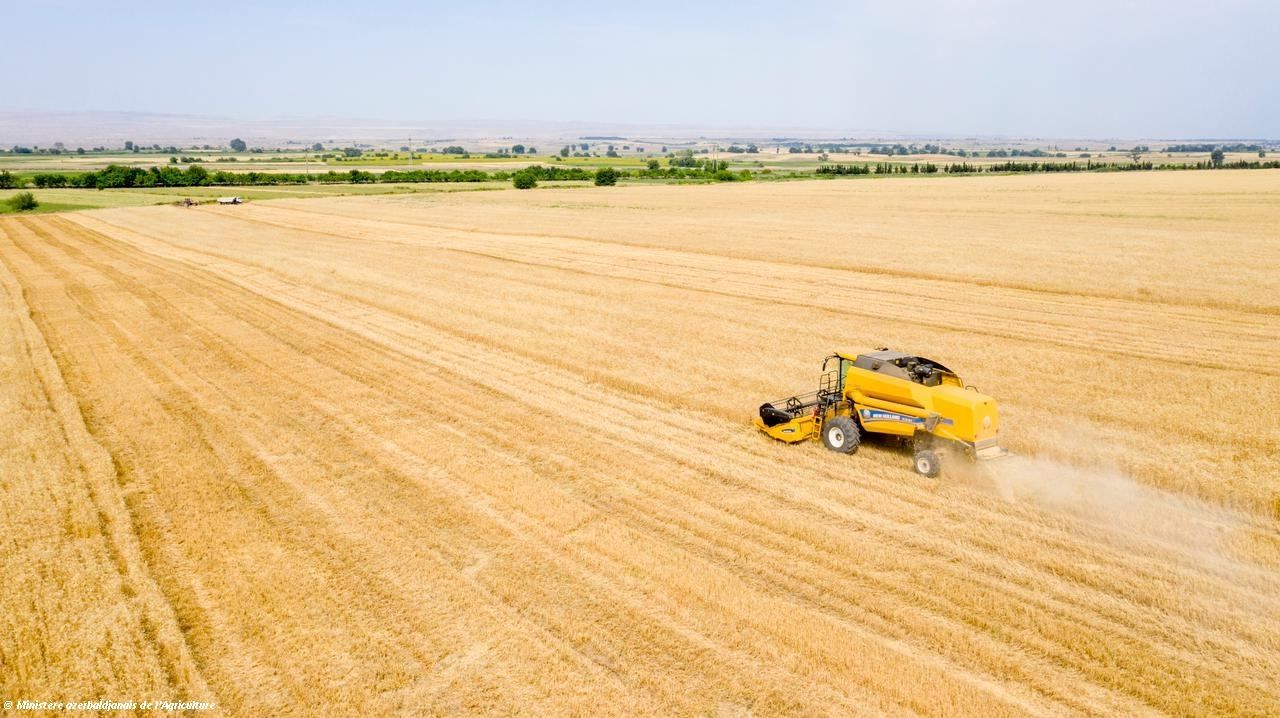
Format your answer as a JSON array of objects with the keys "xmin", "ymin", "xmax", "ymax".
[{"xmin": 756, "ymin": 349, "xmax": 1007, "ymax": 476}]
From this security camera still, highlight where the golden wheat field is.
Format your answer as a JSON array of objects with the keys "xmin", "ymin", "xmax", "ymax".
[{"xmin": 3, "ymin": 170, "xmax": 1280, "ymax": 716}]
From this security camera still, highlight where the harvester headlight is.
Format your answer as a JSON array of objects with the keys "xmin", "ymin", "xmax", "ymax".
[{"xmin": 982, "ymin": 416, "xmax": 992, "ymax": 430}]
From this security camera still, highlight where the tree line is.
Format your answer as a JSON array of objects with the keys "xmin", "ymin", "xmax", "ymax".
[
  {"xmin": 12, "ymin": 156, "xmax": 1279, "ymax": 194},
  {"xmin": 28, "ymin": 164, "xmax": 508, "ymax": 189},
  {"xmin": 23, "ymin": 163, "xmax": 617, "ymax": 190},
  {"xmin": 1164, "ymin": 143, "xmax": 1264, "ymax": 153},
  {"xmin": 815, "ymin": 159, "xmax": 1280, "ymax": 176}
]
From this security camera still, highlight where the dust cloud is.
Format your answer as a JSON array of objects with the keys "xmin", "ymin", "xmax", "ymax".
[{"xmin": 986, "ymin": 453, "xmax": 1249, "ymax": 572}]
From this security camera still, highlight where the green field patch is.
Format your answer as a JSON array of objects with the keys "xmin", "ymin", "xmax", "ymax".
[{"xmin": 0, "ymin": 200, "xmax": 100, "ymax": 215}]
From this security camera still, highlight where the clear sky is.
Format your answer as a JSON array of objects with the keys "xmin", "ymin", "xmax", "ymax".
[{"xmin": 8, "ymin": 0, "xmax": 1277, "ymax": 138}]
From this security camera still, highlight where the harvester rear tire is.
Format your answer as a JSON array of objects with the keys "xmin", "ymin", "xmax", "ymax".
[
  {"xmin": 913, "ymin": 449, "xmax": 941, "ymax": 478},
  {"xmin": 822, "ymin": 416, "xmax": 859, "ymax": 454}
]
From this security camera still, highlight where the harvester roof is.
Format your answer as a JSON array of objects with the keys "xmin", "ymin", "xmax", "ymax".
[
  {"xmin": 837, "ymin": 349, "xmax": 957, "ymax": 379},
  {"xmin": 839, "ymin": 349, "xmax": 911, "ymax": 362}
]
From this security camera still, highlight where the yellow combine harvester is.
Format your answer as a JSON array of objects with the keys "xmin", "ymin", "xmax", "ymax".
[{"xmin": 755, "ymin": 349, "xmax": 1007, "ymax": 476}]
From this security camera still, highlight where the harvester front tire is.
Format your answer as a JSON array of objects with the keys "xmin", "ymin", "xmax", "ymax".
[
  {"xmin": 822, "ymin": 417, "xmax": 859, "ymax": 454},
  {"xmin": 913, "ymin": 449, "xmax": 941, "ymax": 478}
]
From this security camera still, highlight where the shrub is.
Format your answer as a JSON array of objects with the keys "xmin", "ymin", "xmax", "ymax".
[
  {"xmin": 7, "ymin": 192, "xmax": 38, "ymax": 211},
  {"xmin": 594, "ymin": 167, "xmax": 619, "ymax": 186},
  {"xmin": 513, "ymin": 171, "xmax": 537, "ymax": 189}
]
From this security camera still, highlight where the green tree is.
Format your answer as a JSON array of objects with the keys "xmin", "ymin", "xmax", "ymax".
[
  {"xmin": 312, "ymin": 143, "xmax": 324, "ymax": 151},
  {"xmin": 594, "ymin": 167, "xmax": 619, "ymax": 186},
  {"xmin": 124, "ymin": 140, "xmax": 134, "ymax": 151},
  {"xmin": 646, "ymin": 159, "xmax": 660, "ymax": 171},
  {"xmin": 1210, "ymin": 149, "xmax": 1225, "ymax": 167},
  {"xmin": 512, "ymin": 144, "xmax": 526, "ymax": 154},
  {"xmin": 0, "ymin": 170, "xmax": 16, "ymax": 189},
  {"xmin": 229, "ymin": 138, "xmax": 247, "ymax": 152},
  {"xmin": 185, "ymin": 165, "xmax": 210, "ymax": 185},
  {"xmin": 527, "ymin": 147, "xmax": 537, "ymax": 155},
  {"xmin": 670, "ymin": 149, "xmax": 697, "ymax": 167},
  {"xmin": 559, "ymin": 146, "xmax": 570, "ymax": 157},
  {"xmin": 513, "ymin": 170, "xmax": 537, "ymax": 189},
  {"xmin": 1260, "ymin": 150, "xmax": 1267, "ymax": 158},
  {"xmin": 6, "ymin": 191, "xmax": 38, "ymax": 211}
]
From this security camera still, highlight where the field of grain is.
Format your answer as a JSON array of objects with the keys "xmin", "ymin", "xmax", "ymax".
[{"xmin": 2, "ymin": 170, "xmax": 1279, "ymax": 715}]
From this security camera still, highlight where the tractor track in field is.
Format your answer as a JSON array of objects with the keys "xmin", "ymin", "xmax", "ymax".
[
  {"xmin": 4, "ymin": 174, "xmax": 1279, "ymax": 715},
  {"xmin": 56, "ymin": 213, "xmax": 1280, "ymax": 615},
  {"xmin": 5, "ymin": 217, "xmax": 901, "ymax": 711},
  {"xmin": 252, "ymin": 194, "xmax": 1280, "ymax": 318},
  {"xmin": 0, "ymin": 223, "xmax": 215, "ymax": 704},
  {"xmin": 66, "ymin": 214, "xmax": 1279, "ymax": 582},
  {"xmin": 5, "ymin": 220, "xmax": 1054, "ymax": 716},
  {"xmin": 161, "ymin": 203, "xmax": 1280, "ymax": 376},
  {"xmin": 78, "ymin": 206, "xmax": 1280, "ymax": 504}
]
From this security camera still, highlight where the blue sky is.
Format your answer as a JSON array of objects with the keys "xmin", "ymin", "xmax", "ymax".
[{"xmin": 8, "ymin": 0, "xmax": 1278, "ymax": 137}]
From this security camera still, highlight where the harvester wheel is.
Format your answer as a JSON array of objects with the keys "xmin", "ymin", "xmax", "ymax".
[
  {"xmin": 822, "ymin": 416, "xmax": 859, "ymax": 454},
  {"xmin": 913, "ymin": 449, "xmax": 941, "ymax": 478}
]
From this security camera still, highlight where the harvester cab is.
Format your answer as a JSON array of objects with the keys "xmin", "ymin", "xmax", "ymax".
[{"xmin": 755, "ymin": 349, "xmax": 1007, "ymax": 477}]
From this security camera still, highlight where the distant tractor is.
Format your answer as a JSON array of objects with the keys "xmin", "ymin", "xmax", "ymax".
[{"xmin": 755, "ymin": 349, "xmax": 1007, "ymax": 476}]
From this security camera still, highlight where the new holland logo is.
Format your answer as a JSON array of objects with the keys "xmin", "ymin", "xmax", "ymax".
[{"xmin": 860, "ymin": 409, "xmax": 953, "ymax": 426}]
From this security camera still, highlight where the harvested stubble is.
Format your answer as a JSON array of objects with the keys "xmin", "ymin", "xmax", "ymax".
[{"xmin": 2, "ymin": 170, "xmax": 1279, "ymax": 716}]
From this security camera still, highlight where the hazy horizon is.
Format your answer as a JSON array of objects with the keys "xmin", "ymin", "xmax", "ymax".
[{"xmin": 6, "ymin": 0, "xmax": 1279, "ymax": 139}]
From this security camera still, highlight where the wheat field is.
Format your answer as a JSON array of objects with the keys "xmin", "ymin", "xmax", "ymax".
[{"xmin": 2, "ymin": 171, "xmax": 1279, "ymax": 716}]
